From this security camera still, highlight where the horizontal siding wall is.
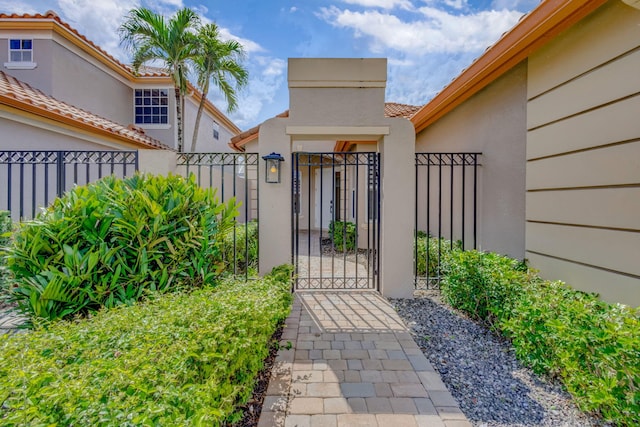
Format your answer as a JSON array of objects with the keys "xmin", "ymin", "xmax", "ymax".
[{"xmin": 526, "ymin": 0, "xmax": 640, "ymax": 306}]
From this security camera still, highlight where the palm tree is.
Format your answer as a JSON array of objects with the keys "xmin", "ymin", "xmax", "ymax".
[
  {"xmin": 119, "ymin": 7, "xmax": 200, "ymax": 152},
  {"xmin": 190, "ymin": 23, "xmax": 248, "ymax": 152}
]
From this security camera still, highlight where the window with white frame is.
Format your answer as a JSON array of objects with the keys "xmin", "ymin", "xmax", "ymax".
[
  {"xmin": 134, "ymin": 89, "xmax": 169, "ymax": 125},
  {"xmin": 5, "ymin": 39, "xmax": 36, "ymax": 69},
  {"xmin": 9, "ymin": 39, "xmax": 32, "ymax": 62},
  {"xmin": 213, "ymin": 121, "xmax": 220, "ymax": 140}
]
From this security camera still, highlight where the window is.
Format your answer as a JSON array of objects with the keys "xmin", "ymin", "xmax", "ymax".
[
  {"xmin": 9, "ymin": 39, "xmax": 32, "ymax": 62},
  {"xmin": 5, "ymin": 39, "xmax": 36, "ymax": 69},
  {"xmin": 134, "ymin": 89, "xmax": 168, "ymax": 125},
  {"xmin": 213, "ymin": 121, "xmax": 220, "ymax": 140}
]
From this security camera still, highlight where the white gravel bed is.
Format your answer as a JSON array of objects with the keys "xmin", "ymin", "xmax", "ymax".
[{"xmin": 390, "ymin": 292, "xmax": 609, "ymax": 427}]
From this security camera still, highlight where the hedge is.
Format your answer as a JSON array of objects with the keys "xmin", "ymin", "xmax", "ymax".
[
  {"xmin": 0, "ymin": 267, "xmax": 293, "ymax": 426},
  {"xmin": 3, "ymin": 173, "xmax": 238, "ymax": 322},
  {"xmin": 440, "ymin": 250, "xmax": 640, "ymax": 425}
]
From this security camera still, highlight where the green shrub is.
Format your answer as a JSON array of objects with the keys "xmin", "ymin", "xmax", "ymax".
[
  {"xmin": 0, "ymin": 268, "xmax": 293, "ymax": 426},
  {"xmin": 220, "ymin": 220, "xmax": 258, "ymax": 275},
  {"xmin": 440, "ymin": 250, "xmax": 531, "ymax": 327},
  {"xmin": 328, "ymin": 220, "xmax": 356, "ymax": 252},
  {"xmin": 414, "ymin": 233, "xmax": 462, "ymax": 277},
  {"xmin": 0, "ymin": 210, "xmax": 12, "ymax": 296},
  {"xmin": 501, "ymin": 282, "xmax": 639, "ymax": 425},
  {"xmin": 4, "ymin": 173, "xmax": 238, "ymax": 321},
  {"xmin": 440, "ymin": 249, "xmax": 640, "ymax": 425}
]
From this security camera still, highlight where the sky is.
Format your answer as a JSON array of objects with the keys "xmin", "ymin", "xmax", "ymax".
[{"xmin": 2, "ymin": 0, "xmax": 539, "ymax": 130}]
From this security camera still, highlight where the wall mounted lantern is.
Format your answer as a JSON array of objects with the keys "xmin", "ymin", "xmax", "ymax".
[{"xmin": 262, "ymin": 152, "xmax": 285, "ymax": 183}]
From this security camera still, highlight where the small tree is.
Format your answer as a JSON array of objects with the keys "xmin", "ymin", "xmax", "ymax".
[
  {"xmin": 190, "ymin": 23, "xmax": 248, "ymax": 152},
  {"xmin": 119, "ymin": 7, "xmax": 200, "ymax": 152}
]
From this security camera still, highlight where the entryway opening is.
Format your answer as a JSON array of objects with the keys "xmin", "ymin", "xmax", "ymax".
[{"xmin": 292, "ymin": 152, "xmax": 380, "ymax": 291}]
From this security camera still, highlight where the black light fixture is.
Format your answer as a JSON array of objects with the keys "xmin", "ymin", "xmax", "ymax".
[{"xmin": 262, "ymin": 152, "xmax": 285, "ymax": 183}]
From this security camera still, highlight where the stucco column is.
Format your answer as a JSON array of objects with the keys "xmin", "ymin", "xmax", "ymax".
[
  {"xmin": 257, "ymin": 118, "xmax": 292, "ymax": 274},
  {"xmin": 379, "ymin": 118, "xmax": 415, "ymax": 298},
  {"xmin": 137, "ymin": 150, "xmax": 178, "ymax": 175}
]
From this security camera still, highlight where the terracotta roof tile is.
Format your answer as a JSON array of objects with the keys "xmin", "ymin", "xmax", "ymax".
[
  {"xmin": 384, "ymin": 102, "xmax": 421, "ymax": 118},
  {"xmin": 0, "ymin": 71, "xmax": 171, "ymax": 150}
]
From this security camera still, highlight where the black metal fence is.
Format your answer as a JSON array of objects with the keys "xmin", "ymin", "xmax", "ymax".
[
  {"xmin": 0, "ymin": 150, "xmax": 138, "ymax": 221},
  {"xmin": 415, "ymin": 153, "xmax": 481, "ymax": 289},
  {"xmin": 177, "ymin": 152, "xmax": 259, "ymax": 277},
  {"xmin": 292, "ymin": 152, "xmax": 380, "ymax": 290}
]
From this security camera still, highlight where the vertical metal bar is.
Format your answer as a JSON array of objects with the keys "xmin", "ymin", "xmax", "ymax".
[
  {"xmin": 221, "ymin": 157, "xmax": 225, "ymax": 203},
  {"xmin": 375, "ymin": 152, "xmax": 381, "ymax": 292},
  {"xmin": 232, "ymin": 155, "xmax": 237, "ymax": 276},
  {"xmin": 426, "ymin": 155, "xmax": 431, "ymax": 285},
  {"xmin": 331, "ymin": 153, "xmax": 336, "ymax": 288},
  {"xmin": 414, "ymin": 154, "xmax": 418, "ymax": 287},
  {"xmin": 19, "ymin": 160, "xmax": 24, "ymax": 219},
  {"xmin": 110, "ymin": 151, "xmax": 115, "ymax": 175},
  {"xmin": 473, "ymin": 154, "xmax": 478, "ymax": 249},
  {"xmin": 44, "ymin": 160, "xmax": 49, "ymax": 206},
  {"xmin": 7, "ymin": 160, "xmax": 12, "ymax": 213},
  {"xmin": 319, "ymin": 155, "xmax": 324, "ymax": 288},
  {"xmin": 291, "ymin": 152, "xmax": 296, "ymax": 290},
  {"xmin": 255, "ymin": 154, "xmax": 260, "ymax": 277},
  {"xmin": 98, "ymin": 152, "xmax": 103, "ymax": 179},
  {"xmin": 307, "ymin": 154, "xmax": 312, "ymax": 286},
  {"xmin": 135, "ymin": 151, "xmax": 139, "ymax": 172},
  {"xmin": 355, "ymin": 154, "xmax": 360, "ymax": 288},
  {"xmin": 450, "ymin": 154, "xmax": 454, "ymax": 250},
  {"xmin": 462, "ymin": 154, "xmax": 466, "ymax": 250},
  {"xmin": 437, "ymin": 154, "xmax": 443, "ymax": 278},
  {"xmin": 244, "ymin": 154, "xmax": 249, "ymax": 281},
  {"xmin": 31, "ymin": 161, "xmax": 36, "ymax": 218},
  {"xmin": 56, "ymin": 151, "xmax": 64, "ymax": 198},
  {"xmin": 342, "ymin": 155, "xmax": 347, "ymax": 286}
]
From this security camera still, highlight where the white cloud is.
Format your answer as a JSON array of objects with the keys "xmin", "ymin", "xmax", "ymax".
[
  {"xmin": 442, "ymin": 0, "xmax": 467, "ymax": 9},
  {"xmin": 290, "ymin": 6, "xmax": 298, "ymax": 13},
  {"xmin": 318, "ymin": 5, "xmax": 522, "ymax": 55},
  {"xmin": 225, "ymin": 56, "xmax": 287, "ymax": 128},
  {"xmin": 57, "ymin": 0, "xmax": 140, "ymax": 61},
  {"xmin": 218, "ymin": 27, "xmax": 264, "ymax": 54},
  {"xmin": 340, "ymin": 0, "xmax": 414, "ymax": 10},
  {"xmin": 0, "ymin": 0, "xmax": 38, "ymax": 13}
]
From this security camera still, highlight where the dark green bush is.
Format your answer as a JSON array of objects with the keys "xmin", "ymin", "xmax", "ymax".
[
  {"xmin": 440, "ymin": 249, "xmax": 640, "ymax": 425},
  {"xmin": 502, "ymin": 282, "xmax": 639, "ymax": 425},
  {"xmin": 4, "ymin": 173, "xmax": 238, "ymax": 321},
  {"xmin": 440, "ymin": 249, "xmax": 532, "ymax": 327},
  {"xmin": 328, "ymin": 220, "xmax": 356, "ymax": 252},
  {"xmin": 0, "ymin": 268, "xmax": 293, "ymax": 426},
  {"xmin": 414, "ymin": 233, "xmax": 461, "ymax": 277},
  {"xmin": 0, "ymin": 210, "xmax": 12, "ymax": 295},
  {"xmin": 220, "ymin": 220, "xmax": 258, "ymax": 275}
]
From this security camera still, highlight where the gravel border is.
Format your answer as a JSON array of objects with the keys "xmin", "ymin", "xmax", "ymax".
[{"xmin": 390, "ymin": 292, "xmax": 609, "ymax": 427}]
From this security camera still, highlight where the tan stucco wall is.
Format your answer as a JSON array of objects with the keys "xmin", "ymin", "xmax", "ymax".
[
  {"xmin": 1, "ymin": 35, "xmax": 54, "ymax": 93},
  {"xmin": 257, "ymin": 58, "xmax": 415, "ymax": 297},
  {"xmin": 183, "ymin": 97, "xmax": 235, "ymax": 153},
  {"xmin": 526, "ymin": 0, "xmax": 640, "ymax": 306},
  {"xmin": 415, "ymin": 61, "xmax": 528, "ymax": 259}
]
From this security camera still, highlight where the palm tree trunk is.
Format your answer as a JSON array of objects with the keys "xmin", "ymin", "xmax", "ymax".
[
  {"xmin": 190, "ymin": 79, "xmax": 210, "ymax": 153},
  {"xmin": 174, "ymin": 87, "xmax": 183, "ymax": 152}
]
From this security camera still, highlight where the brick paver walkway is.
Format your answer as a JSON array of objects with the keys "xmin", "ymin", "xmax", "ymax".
[{"xmin": 258, "ymin": 291, "xmax": 470, "ymax": 427}]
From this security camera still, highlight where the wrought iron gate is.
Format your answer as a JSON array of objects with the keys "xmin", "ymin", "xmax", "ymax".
[
  {"xmin": 415, "ymin": 153, "xmax": 481, "ymax": 289},
  {"xmin": 292, "ymin": 152, "xmax": 380, "ymax": 290}
]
